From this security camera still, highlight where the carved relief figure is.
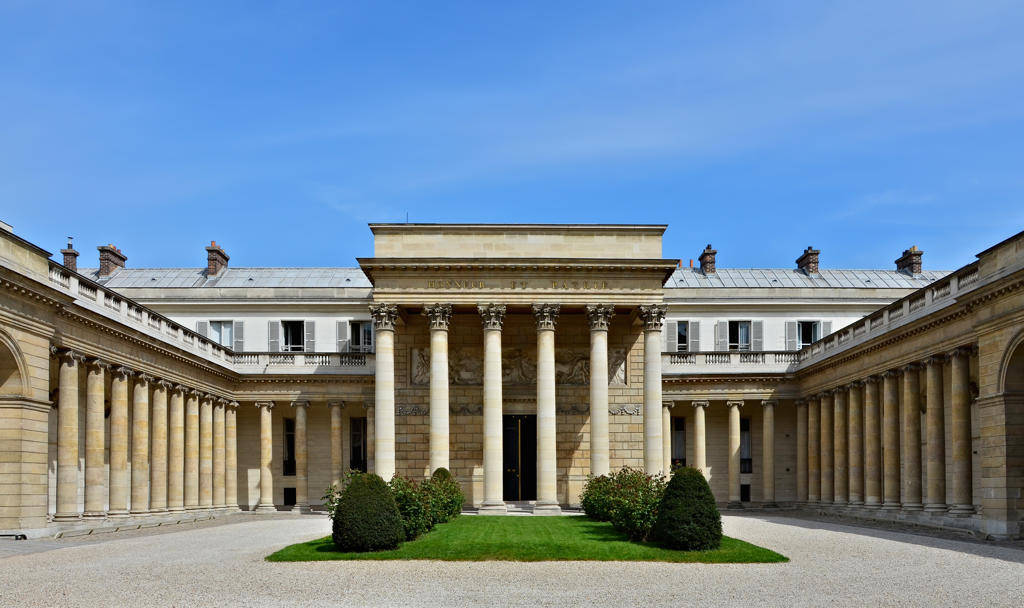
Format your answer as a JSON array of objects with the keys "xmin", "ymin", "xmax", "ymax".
[
  {"xmin": 449, "ymin": 348, "xmax": 483, "ymax": 385},
  {"xmin": 555, "ymin": 349, "xmax": 590, "ymax": 385},
  {"xmin": 411, "ymin": 348, "xmax": 431, "ymax": 385},
  {"xmin": 609, "ymin": 348, "xmax": 627, "ymax": 385},
  {"xmin": 502, "ymin": 348, "xmax": 536, "ymax": 385}
]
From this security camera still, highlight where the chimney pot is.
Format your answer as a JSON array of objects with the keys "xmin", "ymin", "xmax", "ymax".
[
  {"xmin": 895, "ymin": 246, "xmax": 924, "ymax": 275},
  {"xmin": 97, "ymin": 244, "xmax": 127, "ymax": 277},
  {"xmin": 60, "ymin": 236, "xmax": 79, "ymax": 273},
  {"xmin": 796, "ymin": 246, "xmax": 820, "ymax": 274},
  {"xmin": 206, "ymin": 241, "xmax": 230, "ymax": 277},
  {"xmin": 698, "ymin": 244, "xmax": 717, "ymax": 274}
]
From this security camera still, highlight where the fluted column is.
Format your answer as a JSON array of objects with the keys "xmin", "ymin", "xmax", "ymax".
[
  {"xmin": 795, "ymin": 399, "xmax": 808, "ymax": 504},
  {"xmin": 199, "ymin": 394, "xmax": 214, "ymax": 509},
  {"xmin": 292, "ymin": 400, "xmax": 310, "ymax": 512},
  {"xmin": 662, "ymin": 402, "xmax": 672, "ymax": 474},
  {"xmin": 225, "ymin": 402, "xmax": 239, "ymax": 511},
  {"xmin": 820, "ymin": 392, "xmax": 834, "ymax": 505},
  {"xmin": 83, "ymin": 359, "xmax": 109, "ymax": 519},
  {"xmin": 329, "ymin": 401, "xmax": 344, "ymax": 486},
  {"xmin": 213, "ymin": 398, "xmax": 226, "ymax": 510},
  {"xmin": 150, "ymin": 380, "xmax": 170, "ymax": 514},
  {"xmin": 168, "ymin": 385, "xmax": 185, "ymax": 512},
  {"xmin": 370, "ymin": 303, "xmax": 398, "ymax": 481},
  {"xmin": 130, "ymin": 374, "xmax": 152, "ymax": 515},
  {"xmin": 255, "ymin": 401, "xmax": 276, "ymax": 511},
  {"xmin": 882, "ymin": 371, "xmax": 901, "ymax": 510},
  {"xmin": 639, "ymin": 304, "xmax": 667, "ymax": 475},
  {"xmin": 807, "ymin": 396, "xmax": 820, "ymax": 505},
  {"xmin": 108, "ymin": 367, "xmax": 132, "ymax": 517},
  {"xmin": 925, "ymin": 355, "xmax": 947, "ymax": 512},
  {"xmin": 479, "ymin": 304, "xmax": 507, "ymax": 513},
  {"xmin": 424, "ymin": 304, "xmax": 452, "ymax": 474},
  {"xmin": 533, "ymin": 303, "xmax": 561, "ymax": 515},
  {"xmin": 55, "ymin": 349, "xmax": 83, "ymax": 521},
  {"xmin": 586, "ymin": 304, "xmax": 614, "ymax": 477},
  {"xmin": 949, "ymin": 347, "xmax": 974, "ymax": 514},
  {"xmin": 727, "ymin": 400, "xmax": 743, "ymax": 508},
  {"xmin": 902, "ymin": 364, "xmax": 923, "ymax": 510},
  {"xmin": 864, "ymin": 377, "xmax": 882, "ymax": 508},
  {"xmin": 762, "ymin": 400, "xmax": 777, "ymax": 507},
  {"xmin": 184, "ymin": 389, "xmax": 200, "ymax": 510},
  {"xmin": 848, "ymin": 382, "xmax": 864, "ymax": 506},
  {"xmin": 833, "ymin": 388, "xmax": 848, "ymax": 506},
  {"xmin": 691, "ymin": 401, "xmax": 708, "ymax": 477}
]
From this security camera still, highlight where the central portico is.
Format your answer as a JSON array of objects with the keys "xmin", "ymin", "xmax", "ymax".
[{"xmin": 358, "ymin": 224, "xmax": 679, "ymax": 513}]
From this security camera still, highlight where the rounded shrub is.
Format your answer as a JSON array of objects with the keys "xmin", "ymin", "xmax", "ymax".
[
  {"xmin": 332, "ymin": 472, "xmax": 405, "ymax": 552},
  {"xmin": 426, "ymin": 467, "xmax": 464, "ymax": 524},
  {"xmin": 651, "ymin": 467, "xmax": 722, "ymax": 551},
  {"xmin": 388, "ymin": 475, "xmax": 433, "ymax": 541},
  {"xmin": 580, "ymin": 474, "xmax": 614, "ymax": 521},
  {"xmin": 606, "ymin": 467, "xmax": 667, "ymax": 541}
]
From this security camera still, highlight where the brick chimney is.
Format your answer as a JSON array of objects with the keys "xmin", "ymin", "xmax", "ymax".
[
  {"xmin": 796, "ymin": 246, "xmax": 820, "ymax": 274},
  {"xmin": 60, "ymin": 237, "xmax": 79, "ymax": 272},
  {"xmin": 97, "ymin": 244, "xmax": 126, "ymax": 277},
  {"xmin": 895, "ymin": 245, "xmax": 923, "ymax": 275},
  {"xmin": 698, "ymin": 244, "xmax": 717, "ymax": 274},
  {"xmin": 206, "ymin": 241, "xmax": 229, "ymax": 276}
]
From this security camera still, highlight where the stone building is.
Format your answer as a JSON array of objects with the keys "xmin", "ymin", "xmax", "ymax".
[{"xmin": 0, "ymin": 222, "xmax": 1022, "ymax": 539}]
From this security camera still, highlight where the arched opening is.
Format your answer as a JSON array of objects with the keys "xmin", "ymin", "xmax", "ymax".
[
  {"xmin": 0, "ymin": 334, "xmax": 25, "ymax": 397},
  {"xmin": 1004, "ymin": 340, "xmax": 1024, "ymax": 394},
  {"xmin": 1000, "ymin": 335, "xmax": 1024, "ymax": 538}
]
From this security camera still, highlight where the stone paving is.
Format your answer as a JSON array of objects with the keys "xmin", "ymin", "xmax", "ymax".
[{"xmin": 0, "ymin": 513, "xmax": 1021, "ymax": 607}]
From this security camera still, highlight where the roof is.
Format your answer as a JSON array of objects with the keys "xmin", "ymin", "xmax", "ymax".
[
  {"xmin": 79, "ymin": 267, "xmax": 372, "ymax": 289},
  {"xmin": 665, "ymin": 267, "xmax": 949, "ymax": 289}
]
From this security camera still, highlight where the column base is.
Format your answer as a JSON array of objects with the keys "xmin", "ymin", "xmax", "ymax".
[
  {"xmin": 107, "ymin": 510, "xmax": 130, "ymax": 519},
  {"xmin": 880, "ymin": 502, "xmax": 901, "ymax": 511},
  {"xmin": 863, "ymin": 501, "xmax": 882, "ymax": 509},
  {"xmin": 81, "ymin": 511, "xmax": 107, "ymax": 520},
  {"xmin": 254, "ymin": 504, "xmax": 277, "ymax": 513},
  {"xmin": 532, "ymin": 504, "xmax": 562, "ymax": 516},
  {"xmin": 923, "ymin": 503, "xmax": 948, "ymax": 513},
  {"xmin": 291, "ymin": 504, "xmax": 311, "ymax": 514},
  {"xmin": 167, "ymin": 506, "xmax": 186, "ymax": 513},
  {"xmin": 726, "ymin": 501, "xmax": 744, "ymax": 510},
  {"xmin": 902, "ymin": 502, "xmax": 924, "ymax": 511},
  {"xmin": 948, "ymin": 504, "xmax": 975, "ymax": 516},
  {"xmin": 761, "ymin": 502, "xmax": 779, "ymax": 509},
  {"xmin": 52, "ymin": 513, "xmax": 81, "ymax": 522},
  {"xmin": 848, "ymin": 500, "xmax": 864, "ymax": 507},
  {"xmin": 478, "ymin": 502, "xmax": 508, "ymax": 514},
  {"xmin": 129, "ymin": 509, "xmax": 150, "ymax": 516}
]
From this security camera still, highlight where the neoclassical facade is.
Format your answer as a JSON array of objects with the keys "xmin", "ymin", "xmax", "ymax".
[{"xmin": 1, "ymin": 222, "xmax": 1022, "ymax": 539}]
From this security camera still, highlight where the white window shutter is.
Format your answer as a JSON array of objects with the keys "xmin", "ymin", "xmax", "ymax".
[
  {"xmin": 304, "ymin": 320, "xmax": 316, "ymax": 352},
  {"xmin": 268, "ymin": 321, "xmax": 280, "ymax": 352},
  {"xmin": 752, "ymin": 320, "xmax": 764, "ymax": 351},
  {"xmin": 337, "ymin": 320, "xmax": 351, "ymax": 353},
  {"xmin": 715, "ymin": 322, "xmax": 728, "ymax": 351},
  {"xmin": 666, "ymin": 320, "xmax": 677, "ymax": 353},
  {"xmin": 232, "ymin": 320, "xmax": 245, "ymax": 352},
  {"xmin": 821, "ymin": 320, "xmax": 832, "ymax": 337},
  {"xmin": 785, "ymin": 321, "xmax": 798, "ymax": 350},
  {"xmin": 689, "ymin": 321, "xmax": 700, "ymax": 352},
  {"xmin": 196, "ymin": 320, "xmax": 208, "ymax": 338}
]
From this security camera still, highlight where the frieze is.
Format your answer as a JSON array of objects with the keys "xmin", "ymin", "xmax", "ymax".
[
  {"xmin": 450, "ymin": 404, "xmax": 483, "ymax": 415},
  {"xmin": 410, "ymin": 346, "xmax": 627, "ymax": 386},
  {"xmin": 609, "ymin": 404, "xmax": 641, "ymax": 415},
  {"xmin": 396, "ymin": 405, "xmax": 428, "ymax": 416}
]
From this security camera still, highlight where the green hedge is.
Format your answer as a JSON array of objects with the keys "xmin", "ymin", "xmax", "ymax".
[
  {"xmin": 389, "ymin": 475, "xmax": 433, "ymax": 541},
  {"xmin": 582, "ymin": 467, "xmax": 667, "ymax": 541},
  {"xmin": 331, "ymin": 472, "xmax": 405, "ymax": 552},
  {"xmin": 651, "ymin": 467, "xmax": 722, "ymax": 551}
]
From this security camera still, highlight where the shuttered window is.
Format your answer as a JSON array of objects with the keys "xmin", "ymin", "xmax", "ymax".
[
  {"xmin": 688, "ymin": 321, "xmax": 700, "ymax": 352},
  {"xmin": 336, "ymin": 320, "xmax": 351, "ymax": 353}
]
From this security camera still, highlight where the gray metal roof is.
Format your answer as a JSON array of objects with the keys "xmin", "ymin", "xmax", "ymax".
[
  {"xmin": 665, "ymin": 268, "xmax": 949, "ymax": 289},
  {"xmin": 79, "ymin": 267, "xmax": 372, "ymax": 288}
]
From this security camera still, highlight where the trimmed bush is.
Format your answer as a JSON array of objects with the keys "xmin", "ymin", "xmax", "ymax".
[
  {"xmin": 424, "ymin": 467, "xmax": 464, "ymax": 524},
  {"xmin": 389, "ymin": 475, "xmax": 433, "ymax": 541},
  {"xmin": 332, "ymin": 472, "xmax": 405, "ymax": 552},
  {"xmin": 580, "ymin": 474, "xmax": 614, "ymax": 521},
  {"xmin": 651, "ymin": 467, "xmax": 722, "ymax": 551},
  {"xmin": 606, "ymin": 467, "xmax": 667, "ymax": 541}
]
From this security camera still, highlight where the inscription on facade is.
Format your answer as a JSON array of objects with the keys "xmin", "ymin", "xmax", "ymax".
[{"xmin": 425, "ymin": 279, "xmax": 610, "ymax": 290}]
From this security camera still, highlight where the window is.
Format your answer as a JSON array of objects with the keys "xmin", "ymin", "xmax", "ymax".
[
  {"xmin": 351, "ymin": 321, "xmax": 374, "ymax": 353},
  {"xmin": 799, "ymin": 321, "xmax": 819, "ymax": 348},
  {"xmin": 671, "ymin": 417, "xmax": 686, "ymax": 470},
  {"xmin": 676, "ymin": 323, "xmax": 688, "ymax": 352},
  {"xmin": 208, "ymin": 321, "xmax": 233, "ymax": 348},
  {"xmin": 729, "ymin": 321, "xmax": 751, "ymax": 351},
  {"xmin": 281, "ymin": 321, "xmax": 305, "ymax": 352},
  {"xmin": 283, "ymin": 418, "xmax": 296, "ymax": 476},
  {"xmin": 740, "ymin": 417, "xmax": 752, "ymax": 474},
  {"xmin": 350, "ymin": 417, "xmax": 367, "ymax": 472}
]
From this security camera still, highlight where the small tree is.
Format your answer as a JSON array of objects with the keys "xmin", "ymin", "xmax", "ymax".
[
  {"xmin": 651, "ymin": 467, "xmax": 722, "ymax": 551},
  {"xmin": 332, "ymin": 472, "xmax": 405, "ymax": 552},
  {"xmin": 388, "ymin": 475, "xmax": 433, "ymax": 541},
  {"xmin": 425, "ymin": 467, "xmax": 464, "ymax": 524}
]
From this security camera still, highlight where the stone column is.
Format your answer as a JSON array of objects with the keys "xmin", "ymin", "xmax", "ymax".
[
  {"xmin": 329, "ymin": 401, "xmax": 344, "ymax": 486},
  {"xmin": 533, "ymin": 303, "xmax": 561, "ymax": 515},
  {"xmin": 925, "ymin": 355, "xmax": 947, "ymax": 512},
  {"xmin": 130, "ymin": 373, "xmax": 152, "ymax": 515},
  {"xmin": 226, "ymin": 402, "xmax": 239, "ymax": 511},
  {"xmin": 864, "ymin": 377, "xmax": 882, "ymax": 508},
  {"xmin": 199, "ymin": 394, "xmax": 214, "ymax": 509},
  {"xmin": 213, "ymin": 398, "xmax": 226, "ymax": 510},
  {"xmin": 256, "ymin": 401, "xmax": 276, "ymax": 511},
  {"xmin": 949, "ymin": 347, "xmax": 974, "ymax": 514},
  {"xmin": 150, "ymin": 380, "xmax": 170, "ymax": 514},
  {"xmin": 795, "ymin": 399, "xmax": 808, "ymax": 504},
  {"xmin": 807, "ymin": 396, "xmax": 820, "ymax": 505},
  {"xmin": 902, "ymin": 364, "xmax": 923, "ymax": 510},
  {"xmin": 762, "ymin": 400, "xmax": 777, "ymax": 507},
  {"xmin": 882, "ymin": 371, "xmax": 901, "ymax": 510},
  {"xmin": 108, "ymin": 367, "xmax": 132, "ymax": 517},
  {"xmin": 479, "ymin": 304, "xmax": 507, "ymax": 513},
  {"xmin": 691, "ymin": 401, "xmax": 708, "ymax": 477},
  {"xmin": 168, "ymin": 385, "xmax": 185, "ymax": 512},
  {"xmin": 727, "ymin": 400, "xmax": 743, "ymax": 508},
  {"xmin": 833, "ymin": 388, "xmax": 848, "ymax": 506},
  {"xmin": 639, "ymin": 304, "xmax": 667, "ymax": 475},
  {"xmin": 292, "ymin": 400, "xmax": 310, "ymax": 512},
  {"xmin": 848, "ymin": 382, "xmax": 864, "ymax": 506},
  {"xmin": 820, "ymin": 392, "xmax": 834, "ymax": 504},
  {"xmin": 83, "ymin": 359, "xmax": 109, "ymax": 519},
  {"xmin": 55, "ymin": 349, "xmax": 83, "ymax": 521},
  {"xmin": 586, "ymin": 304, "xmax": 614, "ymax": 478},
  {"xmin": 184, "ymin": 389, "xmax": 200, "ymax": 510},
  {"xmin": 370, "ymin": 303, "xmax": 398, "ymax": 481},
  {"xmin": 662, "ymin": 402, "xmax": 673, "ymax": 474},
  {"xmin": 424, "ymin": 304, "xmax": 452, "ymax": 474}
]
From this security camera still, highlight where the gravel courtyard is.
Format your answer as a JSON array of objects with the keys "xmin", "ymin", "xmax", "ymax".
[{"xmin": 1, "ymin": 513, "xmax": 1021, "ymax": 607}]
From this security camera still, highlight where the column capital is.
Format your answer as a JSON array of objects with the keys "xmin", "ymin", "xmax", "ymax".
[
  {"xmin": 691, "ymin": 400, "xmax": 709, "ymax": 409},
  {"xmin": 816, "ymin": 391, "xmax": 831, "ymax": 400},
  {"xmin": 662, "ymin": 400, "xmax": 674, "ymax": 409},
  {"xmin": 113, "ymin": 365, "xmax": 134, "ymax": 380},
  {"xmin": 170, "ymin": 383, "xmax": 186, "ymax": 394},
  {"xmin": 228, "ymin": 401, "xmax": 239, "ymax": 409},
  {"xmin": 255, "ymin": 401, "xmax": 275, "ymax": 410},
  {"xmin": 327, "ymin": 400, "xmax": 346, "ymax": 409},
  {"xmin": 200, "ymin": 392, "xmax": 215, "ymax": 403},
  {"xmin": 794, "ymin": 398, "xmax": 807, "ymax": 408},
  {"xmin": 290, "ymin": 400, "xmax": 311, "ymax": 408},
  {"xmin": 829, "ymin": 386, "xmax": 844, "ymax": 396},
  {"xmin": 532, "ymin": 303, "xmax": 560, "ymax": 331},
  {"xmin": 422, "ymin": 303, "xmax": 453, "ymax": 330},
  {"xmin": 848, "ymin": 380, "xmax": 865, "ymax": 389},
  {"xmin": 949, "ymin": 344, "xmax": 976, "ymax": 358},
  {"xmin": 863, "ymin": 375, "xmax": 880, "ymax": 385},
  {"xmin": 901, "ymin": 362, "xmax": 923, "ymax": 373},
  {"xmin": 135, "ymin": 373, "xmax": 155, "ymax": 385},
  {"xmin": 155, "ymin": 379, "xmax": 173, "ymax": 391},
  {"xmin": 638, "ymin": 304, "xmax": 667, "ymax": 331},
  {"xmin": 216, "ymin": 397, "xmax": 230, "ymax": 406},
  {"xmin": 726, "ymin": 400, "xmax": 744, "ymax": 409},
  {"xmin": 87, "ymin": 358, "xmax": 110, "ymax": 372},
  {"xmin": 926, "ymin": 353, "xmax": 948, "ymax": 366},
  {"xmin": 369, "ymin": 303, "xmax": 399, "ymax": 331},
  {"xmin": 881, "ymin": 369, "xmax": 900, "ymax": 378},
  {"xmin": 478, "ymin": 303, "xmax": 506, "ymax": 330},
  {"xmin": 585, "ymin": 304, "xmax": 616, "ymax": 331},
  {"xmin": 186, "ymin": 387, "xmax": 201, "ymax": 398},
  {"xmin": 761, "ymin": 399, "xmax": 777, "ymax": 408},
  {"xmin": 52, "ymin": 347, "xmax": 86, "ymax": 364}
]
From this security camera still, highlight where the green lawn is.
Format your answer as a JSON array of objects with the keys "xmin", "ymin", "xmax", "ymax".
[{"xmin": 266, "ymin": 516, "xmax": 787, "ymax": 563}]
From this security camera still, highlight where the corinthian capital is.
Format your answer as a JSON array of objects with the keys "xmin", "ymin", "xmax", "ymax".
[
  {"xmin": 638, "ymin": 304, "xmax": 667, "ymax": 331},
  {"xmin": 478, "ymin": 303, "xmax": 506, "ymax": 330},
  {"xmin": 369, "ymin": 303, "xmax": 399, "ymax": 331},
  {"xmin": 422, "ymin": 303, "xmax": 453, "ymax": 330},
  {"xmin": 532, "ymin": 303, "xmax": 560, "ymax": 331},
  {"xmin": 585, "ymin": 304, "xmax": 615, "ymax": 331}
]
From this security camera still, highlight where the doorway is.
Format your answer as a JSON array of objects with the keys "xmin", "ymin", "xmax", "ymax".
[{"xmin": 503, "ymin": 414, "xmax": 537, "ymax": 501}]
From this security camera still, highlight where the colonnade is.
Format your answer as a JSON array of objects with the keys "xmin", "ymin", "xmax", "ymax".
[
  {"xmin": 53, "ymin": 348, "xmax": 239, "ymax": 520},
  {"xmin": 794, "ymin": 346, "xmax": 976, "ymax": 515}
]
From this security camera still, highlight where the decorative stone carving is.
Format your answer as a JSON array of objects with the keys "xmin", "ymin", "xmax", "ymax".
[
  {"xmin": 726, "ymin": 400, "xmax": 744, "ymax": 409},
  {"xmin": 585, "ymin": 304, "xmax": 615, "ymax": 331},
  {"xmin": 113, "ymin": 366, "xmax": 133, "ymax": 380},
  {"xmin": 610, "ymin": 404, "xmax": 641, "ymax": 415},
  {"xmin": 555, "ymin": 349, "xmax": 588, "ymax": 385},
  {"xmin": 691, "ymin": 400, "xmax": 710, "ymax": 409},
  {"xmin": 478, "ymin": 303, "xmax": 506, "ymax": 330},
  {"xmin": 327, "ymin": 400, "xmax": 346, "ymax": 409},
  {"xmin": 502, "ymin": 348, "xmax": 536, "ymax": 384},
  {"xmin": 87, "ymin": 358, "xmax": 110, "ymax": 372},
  {"xmin": 761, "ymin": 400, "xmax": 777, "ymax": 408},
  {"xmin": 557, "ymin": 402, "xmax": 589, "ymax": 414},
  {"xmin": 532, "ymin": 303, "xmax": 560, "ymax": 331},
  {"xmin": 290, "ymin": 400, "xmax": 310, "ymax": 408},
  {"xmin": 412, "ymin": 345, "xmax": 608, "ymax": 386},
  {"xmin": 228, "ymin": 401, "xmax": 239, "ymax": 409},
  {"xmin": 609, "ymin": 348, "xmax": 627, "ymax": 386},
  {"xmin": 255, "ymin": 401, "xmax": 274, "ymax": 410},
  {"xmin": 451, "ymin": 404, "xmax": 483, "ymax": 415},
  {"xmin": 369, "ymin": 303, "xmax": 399, "ymax": 331},
  {"xmin": 422, "ymin": 303, "xmax": 452, "ymax": 330},
  {"xmin": 638, "ymin": 304, "xmax": 667, "ymax": 331},
  {"xmin": 155, "ymin": 379, "xmax": 173, "ymax": 390},
  {"xmin": 397, "ymin": 405, "xmax": 428, "ymax": 416},
  {"xmin": 52, "ymin": 347, "xmax": 85, "ymax": 365}
]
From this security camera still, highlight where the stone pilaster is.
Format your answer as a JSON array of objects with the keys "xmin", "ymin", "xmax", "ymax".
[
  {"xmin": 213, "ymin": 398, "xmax": 226, "ymax": 510},
  {"xmin": 762, "ymin": 400, "xmax": 777, "ymax": 508},
  {"xmin": 108, "ymin": 366, "xmax": 132, "ymax": 517},
  {"xmin": 848, "ymin": 382, "xmax": 864, "ymax": 506},
  {"xmin": 199, "ymin": 394, "xmax": 214, "ymax": 509},
  {"xmin": 807, "ymin": 396, "xmax": 820, "ymax": 505},
  {"xmin": 168, "ymin": 385, "xmax": 186, "ymax": 512},
  {"xmin": 255, "ymin": 401, "xmax": 276, "ymax": 512},
  {"xmin": 820, "ymin": 392, "xmax": 834, "ymax": 504},
  {"xmin": 881, "ymin": 371, "xmax": 901, "ymax": 510},
  {"xmin": 329, "ymin": 401, "xmax": 344, "ymax": 486},
  {"xmin": 478, "ymin": 304, "xmax": 507, "ymax": 513},
  {"xmin": 83, "ymin": 359, "xmax": 109, "ymax": 519},
  {"xmin": 55, "ymin": 349, "xmax": 83, "ymax": 521},
  {"xmin": 370, "ymin": 303, "xmax": 398, "ymax": 481},
  {"xmin": 691, "ymin": 401, "xmax": 708, "ymax": 477},
  {"xmin": 795, "ymin": 399, "xmax": 808, "ymax": 504},
  {"xmin": 586, "ymin": 304, "xmax": 614, "ymax": 478},
  {"xmin": 727, "ymin": 400, "xmax": 743, "ymax": 508},
  {"xmin": 863, "ymin": 377, "xmax": 882, "ymax": 508},
  {"xmin": 925, "ymin": 355, "xmax": 948, "ymax": 512},
  {"xmin": 949, "ymin": 347, "xmax": 974, "ymax": 514},
  {"xmin": 662, "ymin": 402, "xmax": 673, "ymax": 475},
  {"xmin": 225, "ymin": 402, "xmax": 239, "ymax": 511},
  {"xmin": 292, "ymin": 400, "xmax": 310, "ymax": 512},
  {"xmin": 130, "ymin": 373, "xmax": 153, "ymax": 515},
  {"xmin": 638, "ymin": 304, "xmax": 666, "ymax": 475},
  {"xmin": 423, "ymin": 303, "xmax": 452, "ymax": 474},
  {"xmin": 533, "ymin": 303, "xmax": 561, "ymax": 515},
  {"xmin": 833, "ymin": 388, "xmax": 848, "ymax": 506},
  {"xmin": 901, "ymin": 363, "xmax": 923, "ymax": 510},
  {"xmin": 150, "ymin": 380, "xmax": 171, "ymax": 514}
]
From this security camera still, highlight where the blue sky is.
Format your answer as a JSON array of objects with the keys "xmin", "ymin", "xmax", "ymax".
[{"xmin": 2, "ymin": 1, "xmax": 1023, "ymax": 271}]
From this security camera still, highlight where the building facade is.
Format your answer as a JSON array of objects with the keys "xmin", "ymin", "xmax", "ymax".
[{"xmin": 1, "ymin": 222, "xmax": 1022, "ymax": 538}]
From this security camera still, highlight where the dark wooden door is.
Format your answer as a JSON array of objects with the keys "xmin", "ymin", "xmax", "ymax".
[{"xmin": 503, "ymin": 415, "xmax": 536, "ymax": 501}]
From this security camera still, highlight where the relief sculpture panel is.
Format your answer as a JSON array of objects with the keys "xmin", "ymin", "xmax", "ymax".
[{"xmin": 410, "ymin": 346, "xmax": 627, "ymax": 386}]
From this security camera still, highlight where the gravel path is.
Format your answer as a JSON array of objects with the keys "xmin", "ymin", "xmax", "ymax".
[{"xmin": 0, "ymin": 513, "xmax": 1021, "ymax": 607}]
